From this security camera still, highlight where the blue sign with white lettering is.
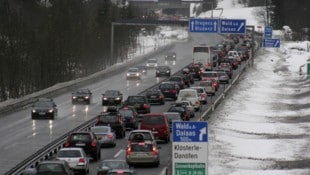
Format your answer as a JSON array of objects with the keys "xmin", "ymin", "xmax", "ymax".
[
  {"xmin": 189, "ymin": 18, "xmax": 218, "ymax": 33},
  {"xmin": 264, "ymin": 26, "xmax": 273, "ymax": 39},
  {"xmin": 172, "ymin": 121, "xmax": 208, "ymax": 142},
  {"xmin": 220, "ymin": 19, "xmax": 246, "ymax": 34},
  {"xmin": 263, "ymin": 39, "xmax": 280, "ymax": 48}
]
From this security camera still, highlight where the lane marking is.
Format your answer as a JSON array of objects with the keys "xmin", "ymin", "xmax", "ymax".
[{"xmin": 114, "ymin": 149, "xmax": 124, "ymax": 158}]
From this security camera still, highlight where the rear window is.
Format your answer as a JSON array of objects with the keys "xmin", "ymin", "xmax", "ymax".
[
  {"xmin": 108, "ymin": 172, "xmax": 132, "ymax": 175},
  {"xmin": 193, "ymin": 88, "xmax": 203, "ymax": 93},
  {"xmin": 130, "ymin": 143, "xmax": 153, "ymax": 152},
  {"xmin": 160, "ymin": 83, "xmax": 173, "ymax": 89},
  {"xmin": 71, "ymin": 134, "xmax": 91, "ymax": 142},
  {"xmin": 98, "ymin": 115, "xmax": 118, "ymax": 122},
  {"xmin": 169, "ymin": 77, "xmax": 181, "ymax": 81},
  {"xmin": 57, "ymin": 150, "xmax": 81, "ymax": 158},
  {"xmin": 38, "ymin": 164, "xmax": 64, "ymax": 173},
  {"xmin": 201, "ymin": 72, "xmax": 217, "ymax": 77},
  {"xmin": 127, "ymin": 96, "xmax": 146, "ymax": 103},
  {"xmin": 200, "ymin": 81, "xmax": 212, "ymax": 86},
  {"xmin": 119, "ymin": 109, "xmax": 133, "ymax": 117},
  {"xmin": 128, "ymin": 132, "xmax": 153, "ymax": 141},
  {"xmin": 91, "ymin": 127, "xmax": 110, "ymax": 133},
  {"xmin": 146, "ymin": 91, "xmax": 160, "ymax": 96},
  {"xmin": 142, "ymin": 116, "xmax": 164, "ymax": 124},
  {"xmin": 178, "ymin": 91, "xmax": 196, "ymax": 98}
]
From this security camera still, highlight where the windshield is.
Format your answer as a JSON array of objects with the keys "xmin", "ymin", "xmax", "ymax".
[
  {"xmin": 34, "ymin": 101, "xmax": 53, "ymax": 108},
  {"xmin": 178, "ymin": 91, "xmax": 196, "ymax": 98},
  {"xmin": 105, "ymin": 90, "xmax": 118, "ymax": 96},
  {"xmin": 57, "ymin": 150, "xmax": 81, "ymax": 158},
  {"xmin": 147, "ymin": 59, "xmax": 157, "ymax": 63},
  {"xmin": 142, "ymin": 116, "xmax": 164, "ymax": 124}
]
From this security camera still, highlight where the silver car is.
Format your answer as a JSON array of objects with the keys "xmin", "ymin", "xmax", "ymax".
[
  {"xmin": 91, "ymin": 125, "xmax": 116, "ymax": 147},
  {"xmin": 55, "ymin": 148, "xmax": 89, "ymax": 175}
]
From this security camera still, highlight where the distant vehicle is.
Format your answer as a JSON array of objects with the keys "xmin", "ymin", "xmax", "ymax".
[
  {"xmin": 168, "ymin": 76, "xmax": 185, "ymax": 89},
  {"xmin": 71, "ymin": 88, "xmax": 92, "ymax": 104},
  {"xmin": 22, "ymin": 160, "xmax": 74, "ymax": 175},
  {"xmin": 96, "ymin": 159, "xmax": 131, "ymax": 175},
  {"xmin": 190, "ymin": 86, "xmax": 208, "ymax": 104},
  {"xmin": 64, "ymin": 131, "xmax": 101, "ymax": 161},
  {"xmin": 165, "ymin": 51, "xmax": 176, "ymax": 61},
  {"xmin": 199, "ymin": 80, "xmax": 216, "ymax": 96},
  {"xmin": 102, "ymin": 90, "xmax": 123, "ymax": 106},
  {"xmin": 124, "ymin": 95, "xmax": 151, "ymax": 114},
  {"xmin": 163, "ymin": 112, "xmax": 182, "ymax": 131},
  {"xmin": 119, "ymin": 106, "xmax": 139, "ymax": 130},
  {"xmin": 188, "ymin": 63, "xmax": 202, "ymax": 80},
  {"xmin": 55, "ymin": 147, "xmax": 90, "ymax": 175},
  {"xmin": 158, "ymin": 81, "xmax": 179, "ymax": 100},
  {"xmin": 155, "ymin": 65, "xmax": 171, "ymax": 77},
  {"xmin": 167, "ymin": 105, "xmax": 190, "ymax": 121},
  {"xmin": 179, "ymin": 73, "xmax": 194, "ymax": 87},
  {"xmin": 217, "ymin": 71, "xmax": 230, "ymax": 84},
  {"xmin": 145, "ymin": 89, "xmax": 165, "ymax": 105},
  {"xmin": 146, "ymin": 58, "xmax": 158, "ymax": 68},
  {"xmin": 31, "ymin": 98, "xmax": 57, "ymax": 120},
  {"xmin": 192, "ymin": 44, "xmax": 218, "ymax": 71},
  {"xmin": 200, "ymin": 71, "xmax": 219, "ymax": 90},
  {"xmin": 134, "ymin": 64, "xmax": 147, "ymax": 75},
  {"xmin": 91, "ymin": 125, "xmax": 116, "ymax": 147},
  {"xmin": 174, "ymin": 100, "xmax": 195, "ymax": 118},
  {"xmin": 227, "ymin": 50, "xmax": 241, "ymax": 63},
  {"xmin": 177, "ymin": 89, "xmax": 200, "ymax": 111},
  {"xmin": 140, "ymin": 113, "xmax": 170, "ymax": 143},
  {"xmin": 95, "ymin": 111, "xmax": 126, "ymax": 138},
  {"xmin": 126, "ymin": 67, "xmax": 141, "ymax": 80}
]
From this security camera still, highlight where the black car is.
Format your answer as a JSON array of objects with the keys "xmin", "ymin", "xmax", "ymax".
[
  {"xmin": 179, "ymin": 74, "xmax": 192, "ymax": 87},
  {"xmin": 119, "ymin": 106, "xmax": 139, "ymax": 130},
  {"xmin": 145, "ymin": 89, "xmax": 165, "ymax": 105},
  {"xmin": 22, "ymin": 160, "xmax": 74, "ymax": 175},
  {"xmin": 155, "ymin": 65, "xmax": 171, "ymax": 77},
  {"xmin": 102, "ymin": 90, "xmax": 123, "ymax": 106},
  {"xmin": 95, "ymin": 111, "xmax": 126, "ymax": 138},
  {"xmin": 167, "ymin": 105, "xmax": 190, "ymax": 121},
  {"xmin": 168, "ymin": 76, "xmax": 185, "ymax": 89},
  {"xmin": 97, "ymin": 159, "xmax": 131, "ymax": 175},
  {"xmin": 31, "ymin": 98, "xmax": 57, "ymax": 119},
  {"xmin": 71, "ymin": 88, "xmax": 92, "ymax": 104},
  {"xmin": 158, "ymin": 81, "xmax": 179, "ymax": 100},
  {"xmin": 188, "ymin": 64, "xmax": 202, "ymax": 80},
  {"xmin": 64, "ymin": 131, "xmax": 101, "ymax": 161},
  {"xmin": 124, "ymin": 95, "xmax": 151, "ymax": 114},
  {"xmin": 165, "ymin": 51, "xmax": 176, "ymax": 61}
]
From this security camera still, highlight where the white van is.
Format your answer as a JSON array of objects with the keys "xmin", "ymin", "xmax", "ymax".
[{"xmin": 177, "ymin": 89, "xmax": 200, "ymax": 111}]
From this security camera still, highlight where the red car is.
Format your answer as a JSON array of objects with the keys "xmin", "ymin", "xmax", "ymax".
[{"xmin": 140, "ymin": 113, "xmax": 170, "ymax": 143}]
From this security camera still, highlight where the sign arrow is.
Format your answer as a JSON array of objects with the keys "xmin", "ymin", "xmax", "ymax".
[
  {"xmin": 274, "ymin": 40, "xmax": 279, "ymax": 47},
  {"xmin": 199, "ymin": 127, "xmax": 206, "ymax": 141},
  {"xmin": 237, "ymin": 22, "xmax": 244, "ymax": 31},
  {"xmin": 191, "ymin": 21, "xmax": 195, "ymax": 31},
  {"xmin": 214, "ymin": 21, "xmax": 217, "ymax": 31}
]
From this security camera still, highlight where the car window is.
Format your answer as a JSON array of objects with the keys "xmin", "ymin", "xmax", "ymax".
[
  {"xmin": 142, "ymin": 116, "xmax": 164, "ymax": 124},
  {"xmin": 34, "ymin": 101, "xmax": 53, "ymax": 107},
  {"xmin": 119, "ymin": 109, "xmax": 134, "ymax": 117},
  {"xmin": 71, "ymin": 134, "xmax": 91, "ymax": 142},
  {"xmin": 100, "ymin": 161, "xmax": 128, "ymax": 169},
  {"xmin": 38, "ymin": 164, "xmax": 64, "ymax": 173},
  {"xmin": 169, "ymin": 77, "xmax": 181, "ymax": 81},
  {"xmin": 146, "ymin": 91, "xmax": 159, "ymax": 96},
  {"xmin": 57, "ymin": 150, "xmax": 81, "ymax": 158},
  {"xmin": 98, "ymin": 115, "xmax": 118, "ymax": 122},
  {"xmin": 128, "ymin": 132, "xmax": 153, "ymax": 140},
  {"xmin": 91, "ymin": 127, "xmax": 110, "ymax": 133},
  {"xmin": 159, "ymin": 83, "xmax": 173, "ymax": 89},
  {"xmin": 128, "ymin": 68, "xmax": 139, "ymax": 72},
  {"xmin": 105, "ymin": 90, "xmax": 118, "ymax": 96},
  {"xmin": 130, "ymin": 143, "xmax": 152, "ymax": 152},
  {"xmin": 108, "ymin": 172, "xmax": 133, "ymax": 175},
  {"xmin": 127, "ymin": 96, "xmax": 145, "ymax": 103},
  {"xmin": 147, "ymin": 59, "xmax": 157, "ymax": 63}
]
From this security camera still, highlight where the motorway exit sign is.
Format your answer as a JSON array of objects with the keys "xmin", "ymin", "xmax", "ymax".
[
  {"xmin": 264, "ymin": 26, "xmax": 273, "ymax": 39},
  {"xmin": 220, "ymin": 19, "xmax": 246, "ymax": 34},
  {"xmin": 189, "ymin": 18, "xmax": 218, "ymax": 33},
  {"xmin": 172, "ymin": 121, "xmax": 208, "ymax": 175},
  {"xmin": 263, "ymin": 39, "xmax": 280, "ymax": 48}
]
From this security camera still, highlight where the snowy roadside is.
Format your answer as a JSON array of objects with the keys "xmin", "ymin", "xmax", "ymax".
[{"xmin": 208, "ymin": 41, "xmax": 310, "ymax": 175}]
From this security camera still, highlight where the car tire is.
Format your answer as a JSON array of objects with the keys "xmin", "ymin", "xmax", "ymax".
[{"xmin": 155, "ymin": 161, "xmax": 160, "ymax": 167}]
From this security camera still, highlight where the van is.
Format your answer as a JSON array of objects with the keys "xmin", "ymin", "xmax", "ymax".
[
  {"xmin": 177, "ymin": 89, "xmax": 200, "ymax": 111},
  {"xmin": 140, "ymin": 113, "xmax": 170, "ymax": 143}
]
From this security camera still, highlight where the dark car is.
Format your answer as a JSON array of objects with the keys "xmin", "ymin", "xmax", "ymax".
[
  {"xmin": 165, "ymin": 51, "xmax": 176, "ymax": 61},
  {"xmin": 179, "ymin": 74, "xmax": 193, "ymax": 87},
  {"xmin": 167, "ymin": 105, "xmax": 190, "ymax": 121},
  {"xmin": 95, "ymin": 111, "xmax": 126, "ymax": 138},
  {"xmin": 119, "ymin": 106, "xmax": 139, "ymax": 130},
  {"xmin": 71, "ymin": 88, "xmax": 92, "ymax": 104},
  {"xmin": 124, "ymin": 95, "xmax": 151, "ymax": 114},
  {"xmin": 31, "ymin": 98, "xmax": 57, "ymax": 120},
  {"xmin": 22, "ymin": 160, "xmax": 74, "ymax": 175},
  {"xmin": 163, "ymin": 112, "xmax": 182, "ymax": 131},
  {"xmin": 158, "ymin": 81, "xmax": 179, "ymax": 100},
  {"xmin": 188, "ymin": 64, "xmax": 202, "ymax": 80},
  {"xmin": 96, "ymin": 159, "xmax": 131, "ymax": 175},
  {"xmin": 155, "ymin": 65, "xmax": 171, "ymax": 77},
  {"xmin": 168, "ymin": 76, "xmax": 185, "ymax": 89},
  {"xmin": 102, "ymin": 90, "xmax": 123, "ymax": 106},
  {"xmin": 134, "ymin": 64, "xmax": 147, "ymax": 75},
  {"xmin": 140, "ymin": 113, "xmax": 170, "ymax": 143},
  {"xmin": 107, "ymin": 169, "xmax": 137, "ymax": 175},
  {"xmin": 64, "ymin": 131, "xmax": 101, "ymax": 161},
  {"xmin": 217, "ymin": 71, "xmax": 230, "ymax": 84},
  {"xmin": 145, "ymin": 89, "xmax": 165, "ymax": 105}
]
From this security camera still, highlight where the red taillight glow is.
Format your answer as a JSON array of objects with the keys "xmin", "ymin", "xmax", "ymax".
[
  {"xmin": 91, "ymin": 140, "xmax": 96, "ymax": 147},
  {"xmin": 107, "ymin": 134, "xmax": 113, "ymax": 138},
  {"xmin": 64, "ymin": 142, "xmax": 70, "ymax": 147},
  {"xmin": 144, "ymin": 104, "xmax": 150, "ymax": 108},
  {"xmin": 79, "ymin": 158, "xmax": 85, "ymax": 163},
  {"xmin": 126, "ymin": 147, "xmax": 131, "ymax": 155},
  {"xmin": 152, "ymin": 146, "xmax": 158, "ymax": 155},
  {"xmin": 170, "ymin": 89, "xmax": 176, "ymax": 94}
]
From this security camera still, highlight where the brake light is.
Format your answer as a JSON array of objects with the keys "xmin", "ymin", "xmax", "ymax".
[
  {"xmin": 126, "ymin": 147, "xmax": 131, "ymax": 155},
  {"xmin": 195, "ymin": 101, "xmax": 199, "ymax": 105},
  {"xmin": 160, "ymin": 95, "xmax": 164, "ymax": 99},
  {"xmin": 118, "ymin": 117, "xmax": 122, "ymax": 124},
  {"xmin": 144, "ymin": 104, "xmax": 150, "ymax": 109},
  {"xmin": 170, "ymin": 89, "xmax": 176, "ymax": 94},
  {"xmin": 153, "ymin": 146, "xmax": 158, "ymax": 155},
  {"xmin": 64, "ymin": 142, "xmax": 70, "ymax": 147},
  {"xmin": 91, "ymin": 139, "xmax": 96, "ymax": 147},
  {"xmin": 78, "ymin": 158, "xmax": 85, "ymax": 163},
  {"xmin": 107, "ymin": 133, "xmax": 113, "ymax": 138}
]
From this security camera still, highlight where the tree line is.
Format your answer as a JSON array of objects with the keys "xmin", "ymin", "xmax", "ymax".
[{"xmin": 0, "ymin": 0, "xmax": 146, "ymax": 102}]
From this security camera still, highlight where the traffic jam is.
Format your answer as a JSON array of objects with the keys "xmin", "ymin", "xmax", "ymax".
[{"xmin": 19, "ymin": 33, "xmax": 256, "ymax": 175}]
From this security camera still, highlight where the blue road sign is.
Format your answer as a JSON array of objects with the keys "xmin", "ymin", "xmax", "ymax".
[
  {"xmin": 263, "ymin": 39, "xmax": 280, "ymax": 48},
  {"xmin": 220, "ymin": 19, "xmax": 246, "ymax": 34},
  {"xmin": 189, "ymin": 18, "xmax": 218, "ymax": 33},
  {"xmin": 264, "ymin": 26, "xmax": 273, "ymax": 39},
  {"xmin": 173, "ymin": 121, "xmax": 208, "ymax": 142}
]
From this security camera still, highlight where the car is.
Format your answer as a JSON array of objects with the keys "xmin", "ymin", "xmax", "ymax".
[
  {"xmin": 155, "ymin": 65, "xmax": 171, "ymax": 77},
  {"xmin": 106, "ymin": 169, "xmax": 137, "ymax": 175},
  {"xmin": 119, "ymin": 106, "xmax": 139, "ymax": 130},
  {"xmin": 218, "ymin": 65, "xmax": 233, "ymax": 79},
  {"xmin": 71, "ymin": 88, "xmax": 92, "ymax": 104},
  {"xmin": 188, "ymin": 64, "xmax": 202, "ymax": 80},
  {"xmin": 124, "ymin": 95, "xmax": 151, "ymax": 114},
  {"xmin": 217, "ymin": 70, "xmax": 230, "ymax": 84},
  {"xmin": 31, "ymin": 98, "xmax": 57, "ymax": 119},
  {"xmin": 174, "ymin": 100, "xmax": 195, "ymax": 118},
  {"xmin": 127, "ymin": 130, "xmax": 156, "ymax": 144},
  {"xmin": 179, "ymin": 73, "xmax": 193, "ymax": 87},
  {"xmin": 95, "ymin": 111, "xmax": 126, "ymax": 138},
  {"xmin": 200, "ymin": 71, "xmax": 219, "ymax": 90},
  {"xmin": 190, "ymin": 86, "xmax": 208, "ymax": 104},
  {"xmin": 165, "ymin": 51, "xmax": 176, "ymax": 61},
  {"xmin": 64, "ymin": 131, "xmax": 101, "ymax": 161},
  {"xmin": 163, "ymin": 112, "xmax": 182, "ymax": 131},
  {"xmin": 167, "ymin": 104, "xmax": 190, "ymax": 121},
  {"xmin": 177, "ymin": 89, "xmax": 200, "ymax": 111},
  {"xmin": 102, "ymin": 90, "xmax": 123, "ymax": 106},
  {"xmin": 140, "ymin": 113, "xmax": 170, "ymax": 143},
  {"xmin": 96, "ymin": 159, "xmax": 130, "ymax": 175},
  {"xmin": 158, "ymin": 81, "xmax": 179, "ymax": 100},
  {"xmin": 91, "ymin": 125, "xmax": 116, "ymax": 147},
  {"xmin": 145, "ymin": 89, "xmax": 165, "ymax": 105},
  {"xmin": 126, "ymin": 133, "xmax": 160, "ymax": 167},
  {"xmin": 22, "ymin": 160, "xmax": 74, "ymax": 175},
  {"xmin": 199, "ymin": 80, "xmax": 216, "ymax": 96},
  {"xmin": 55, "ymin": 147, "xmax": 90, "ymax": 175},
  {"xmin": 134, "ymin": 64, "xmax": 147, "ymax": 75},
  {"xmin": 126, "ymin": 67, "xmax": 142, "ymax": 80},
  {"xmin": 168, "ymin": 76, "xmax": 185, "ymax": 89},
  {"xmin": 227, "ymin": 50, "xmax": 241, "ymax": 63},
  {"xmin": 145, "ymin": 58, "xmax": 158, "ymax": 68}
]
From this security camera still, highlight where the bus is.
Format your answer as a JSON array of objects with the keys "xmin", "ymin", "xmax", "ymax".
[{"xmin": 192, "ymin": 44, "xmax": 218, "ymax": 71}]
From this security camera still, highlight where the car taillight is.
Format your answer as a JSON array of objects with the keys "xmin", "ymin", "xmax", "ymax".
[
  {"xmin": 79, "ymin": 158, "xmax": 85, "ymax": 163},
  {"xmin": 160, "ymin": 95, "xmax": 164, "ymax": 99},
  {"xmin": 170, "ymin": 89, "xmax": 176, "ymax": 94},
  {"xmin": 144, "ymin": 104, "xmax": 150, "ymax": 109},
  {"xmin": 64, "ymin": 142, "xmax": 70, "ymax": 147},
  {"xmin": 201, "ymin": 94, "xmax": 206, "ymax": 98},
  {"xmin": 195, "ymin": 101, "xmax": 199, "ymax": 105},
  {"xmin": 107, "ymin": 133, "xmax": 113, "ymax": 138},
  {"xmin": 91, "ymin": 140, "xmax": 96, "ymax": 147},
  {"xmin": 153, "ymin": 146, "xmax": 158, "ymax": 155},
  {"xmin": 126, "ymin": 147, "xmax": 131, "ymax": 155}
]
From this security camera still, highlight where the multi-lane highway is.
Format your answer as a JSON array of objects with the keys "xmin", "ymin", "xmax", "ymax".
[{"xmin": 0, "ymin": 33, "xmax": 233, "ymax": 174}]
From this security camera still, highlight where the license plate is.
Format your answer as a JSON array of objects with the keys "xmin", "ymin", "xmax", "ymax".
[
  {"xmin": 39, "ymin": 112, "xmax": 46, "ymax": 115},
  {"xmin": 136, "ymin": 153, "xmax": 147, "ymax": 157},
  {"xmin": 134, "ymin": 104, "xmax": 140, "ymax": 108},
  {"xmin": 152, "ymin": 131, "xmax": 158, "ymax": 134},
  {"xmin": 75, "ymin": 143, "xmax": 86, "ymax": 147},
  {"xmin": 78, "ymin": 99, "xmax": 84, "ymax": 101}
]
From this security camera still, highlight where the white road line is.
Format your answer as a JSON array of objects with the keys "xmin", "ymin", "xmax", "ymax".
[{"xmin": 114, "ymin": 149, "xmax": 124, "ymax": 158}]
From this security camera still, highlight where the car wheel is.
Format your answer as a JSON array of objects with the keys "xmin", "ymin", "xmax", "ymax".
[{"xmin": 155, "ymin": 161, "xmax": 160, "ymax": 167}]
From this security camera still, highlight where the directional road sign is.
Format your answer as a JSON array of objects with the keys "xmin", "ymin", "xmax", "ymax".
[
  {"xmin": 172, "ymin": 121, "xmax": 208, "ymax": 175},
  {"xmin": 263, "ymin": 39, "xmax": 280, "ymax": 48},
  {"xmin": 189, "ymin": 18, "xmax": 218, "ymax": 33},
  {"xmin": 264, "ymin": 26, "xmax": 273, "ymax": 39},
  {"xmin": 220, "ymin": 19, "xmax": 246, "ymax": 34}
]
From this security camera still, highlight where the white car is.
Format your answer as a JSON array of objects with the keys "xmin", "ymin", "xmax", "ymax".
[
  {"xmin": 126, "ymin": 67, "xmax": 141, "ymax": 80},
  {"xmin": 177, "ymin": 89, "xmax": 200, "ymax": 111},
  {"xmin": 190, "ymin": 86, "xmax": 208, "ymax": 104},
  {"xmin": 146, "ymin": 58, "xmax": 158, "ymax": 68},
  {"xmin": 227, "ymin": 50, "xmax": 241, "ymax": 63},
  {"xmin": 55, "ymin": 147, "xmax": 89, "ymax": 175}
]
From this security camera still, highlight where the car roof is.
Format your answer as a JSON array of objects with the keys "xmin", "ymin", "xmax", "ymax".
[{"xmin": 59, "ymin": 147, "xmax": 84, "ymax": 151}]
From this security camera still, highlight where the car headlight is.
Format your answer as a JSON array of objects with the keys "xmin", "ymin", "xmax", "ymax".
[
  {"xmin": 155, "ymin": 64, "xmax": 158, "ymax": 66},
  {"xmin": 115, "ymin": 97, "xmax": 120, "ymax": 100},
  {"xmin": 48, "ymin": 109, "xmax": 54, "ymax": 113},
  {"xmin": 84, "ymin": 96, "xmax": 89, "ymax": 99},
  {"xmin": 72, "ymin": 96, "xmax": 77, "ymax": 99},
  {"xmin": 146, "ymin": 64, "xmax": 150, "ymax": 66},
  {"xmin": 127, "ymin": 73, "xmax": 130, "ymax": 76},
  {"xmin": 166, "ymin": 71, "xmax": 170, "ymax": 73},
  {"xmin": 173, "ymin": 55, "xmax": 176, "ymax": 58},
  {"xmin": 32, "ymin": 109, "xmax": 36, "ymax": 113},
  {"xmin": 156, "ymin": 70, "xmax": 160, "ymax": 73},
  {"xmin": 103, "ymin": 97, "xmax": 108, "ymax": 100},
  {"xmin": 136, "ymin": 73, "xmax": 140, "ymax": 76}
]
